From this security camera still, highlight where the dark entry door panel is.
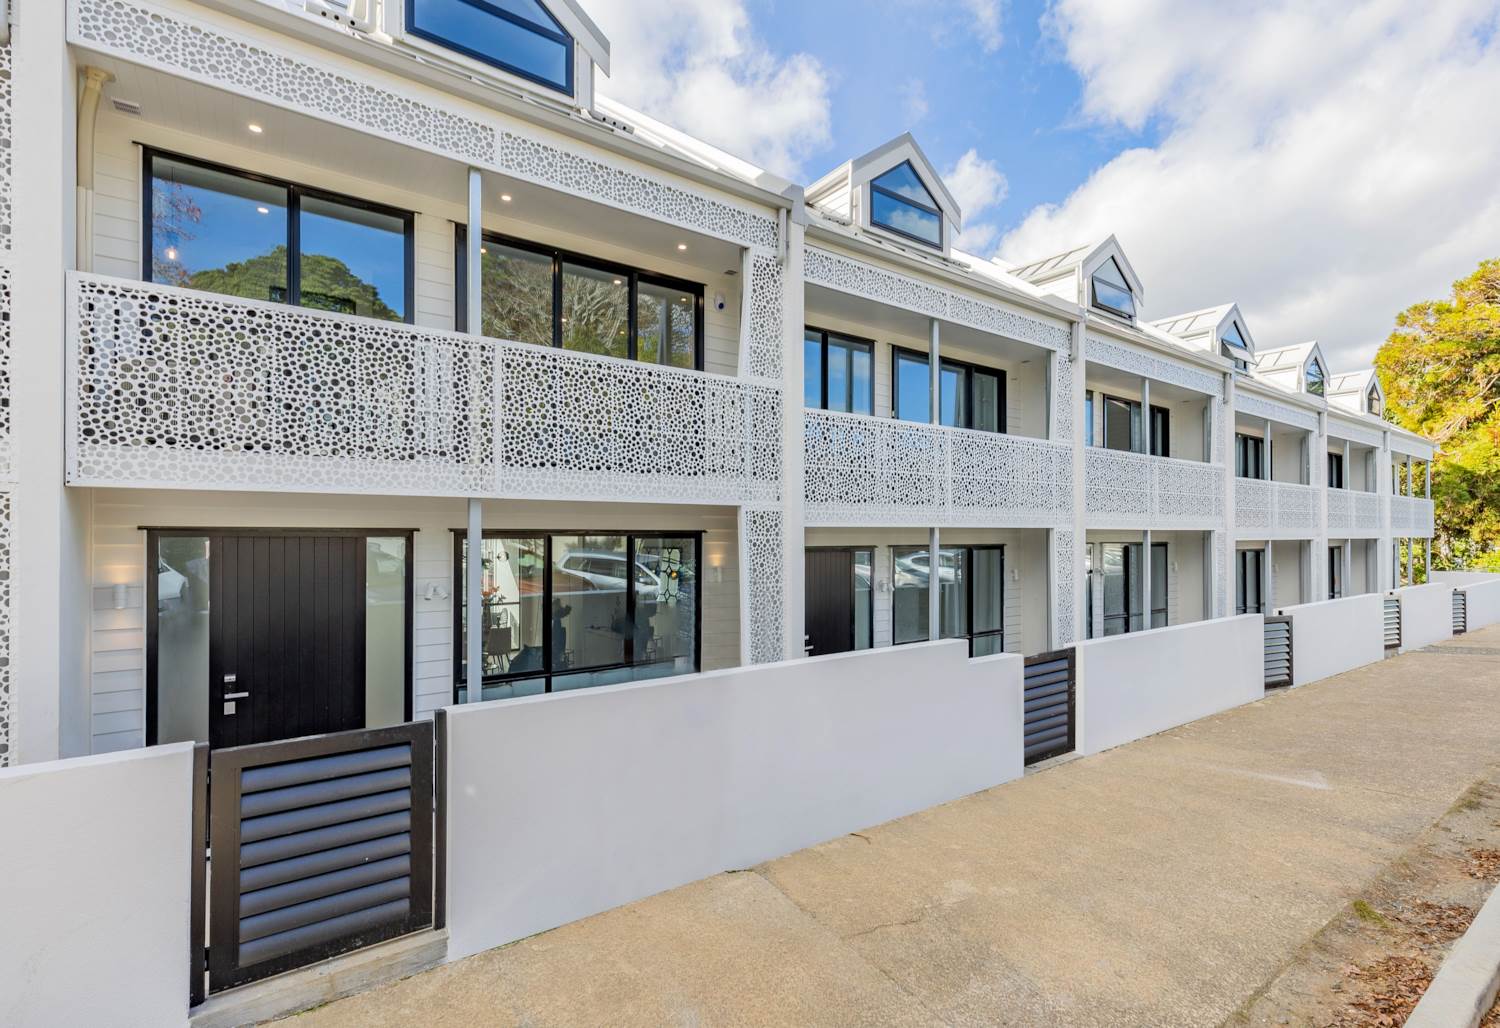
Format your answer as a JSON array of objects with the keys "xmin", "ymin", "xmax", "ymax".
[
  {"xmin": 805, "ymin": 549, "xmax": 855, "ymax": 657},
  {"xmin": 210, "ymin": 534, "xmax": 367, "ymax": 749}
]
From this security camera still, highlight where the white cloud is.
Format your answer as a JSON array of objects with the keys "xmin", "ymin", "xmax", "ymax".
[
  {"xmin": 1002, "ymin": 0, "xmax": 1500, "ymax": 366},
  {"xmin": 903, "ymin": 78, "xmax": 930, "ymax": 125},
  {"xmin": 961, "ymin": 0, "xmax": 1006, "ymax": 53},
  {"xmin": 945, "ymin": 149, "xmax": 1009, "ymax": 252},
  {"xmin": 582, "ymin": 0, "xmax": 831, "ymax": 180}
]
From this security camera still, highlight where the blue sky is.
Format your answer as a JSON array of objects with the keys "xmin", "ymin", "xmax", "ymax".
[{"xmin": 748, "ymin": 0, "xmax": 1157, "ymax": 242}]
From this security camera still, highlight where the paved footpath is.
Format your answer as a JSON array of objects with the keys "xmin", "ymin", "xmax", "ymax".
[{"xmin": 293, "ymin": 625, "xmax": 1500, "ymax": 1028}]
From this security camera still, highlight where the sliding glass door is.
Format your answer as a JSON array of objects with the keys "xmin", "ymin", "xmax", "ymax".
[
  {"xmin": 1097, "ymin": 542, "xmax": 1167, "ymax": 636},
  {"xmin": 893, "ymin": 544, "xmax": 1004, "ymax": 655}
]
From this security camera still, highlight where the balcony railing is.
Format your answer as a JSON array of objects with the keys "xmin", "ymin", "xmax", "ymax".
[
  {"xmin": 66, "ymin": 273, "xmax": 781, "ymax": 504},
  {"xmin": 1390, "ymin": 494, "xmax": 1436, "ymax": 538},
  {"xmin": 803, "ymin": 410, "xmax": 1072, "ymax": 527},
  {"xmin": 1326, "ymin": 488, "xmax": 1384, "ymax": 537},
  {"xmin": 1084, "ymin": 449, "xmax": 1225, "ymax": 529},
  {"xmin": 1235, "ymin": 479, "xmax": 1321, "ymax": 538}
]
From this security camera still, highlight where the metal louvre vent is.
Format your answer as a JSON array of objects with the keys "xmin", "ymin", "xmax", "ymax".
[
  {"xmin": 1023, "ymin": 648, "xmax": 1075, "ymax": 765},
  {"xmin": 1264, "ymin": 616, "xmax": 1293, "ymax": 689},
  {"xmin": 1384, "ymin": 597, "xmax": 1402, "ymax": 651},
  {"xmin": 206, "ymin": 723, "xmax": 436, "ymax": 994},
  {"xmin": 1453, "ymin": 590, "xmax": 1468, "ymax": 635}
]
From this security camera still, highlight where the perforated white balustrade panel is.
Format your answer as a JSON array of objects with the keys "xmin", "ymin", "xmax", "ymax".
[
  {"xmin": 1236, "ymin": 478, "xmax": 1273, "ymax": 534},
  {"xmin": 493, "ymin": 341, "xmax": 782, "ymax": 505},
  {"xmin": 1390, "ymin": 495, "xmax": 1435, "ymax": 539},
  {"xmin": 1275, "ymin": 482, "xmax": 1321, "ymax": 536},
  {"xmin": 1085, "ymin": 449, "xmax": 1225, "ymax": 529},
  {"xmin": 803, "ymin": 410, "xmax": 1072, "ymax": 528},
  {"xmin": 1327, "ymin": 489, "xmax": 1384, "ymax": 537}
]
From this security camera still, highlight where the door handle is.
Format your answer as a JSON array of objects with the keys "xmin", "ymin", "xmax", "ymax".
[{"xmin": 224, "ymin": 691, "xmax": 249, "ymax": 700}]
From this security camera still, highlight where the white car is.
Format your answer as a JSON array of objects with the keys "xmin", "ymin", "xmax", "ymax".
[
  {"xmin": 157, "ymin": 559, "xmax": 188, "ymax": 612},
  {"xmin": 555, "ymin": 552, "xmax": 663, "ymax": 597}
]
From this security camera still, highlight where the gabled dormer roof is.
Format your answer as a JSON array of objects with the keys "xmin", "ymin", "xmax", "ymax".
[
  {"xmin": 1253, "ymin": 341, "xmax": 1330, "ymax": 396},
  {"xmin": 1003, "ymin": 235, "xmax": 1145, "ymax": 312},
  {"xmin": 1328, "ymin": 369, "xmax": 1384, "ymax": 416},
  {"xmin": 542, "ymin": 0, "xmax": 612, "ymax": 73},
  {"xmin": 1151, "ymin": 303, "xmax": 1256, "ymax": 360},
  {"xmin": 806, "ymin": 134, "xmax": 962, "ymax": 254}
]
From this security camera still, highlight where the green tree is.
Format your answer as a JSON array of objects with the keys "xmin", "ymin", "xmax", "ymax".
[
  {"xmin": 1375, "ymin": 258, "xmax": 1500, "ymax": 570},
  {"xmin": 187, "ymin": 246, "xmax": 399, "ymax": 321}
]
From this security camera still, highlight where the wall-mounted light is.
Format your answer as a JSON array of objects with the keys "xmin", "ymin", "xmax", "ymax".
[
  {"xmin": 676, "ymin": 243, "xmax": 688, "ymax": 251},
  {"xmin": 423, "ymin": 582, "xmax": 449, "ymax": 602},
  {"xmin": 247, "ymin": 122, "xmax": 263, "ymax": 134},
  {"xmin": 112, "ymin": 582, "xmax": 129, "ymax": 610},
  {"xmin": 500, "ymin": 194, "xmax": 513, "ymax": 203}
]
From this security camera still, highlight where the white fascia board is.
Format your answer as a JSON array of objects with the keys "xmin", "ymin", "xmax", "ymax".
[{"xmin": 1236, "ymin": 377, "xmax": 1326, "ymax": 416}]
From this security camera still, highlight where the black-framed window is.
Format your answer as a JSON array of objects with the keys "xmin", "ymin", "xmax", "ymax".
[
  {"xmin": 406, "ymin": 0, "xmax": 573, "ymax": 95},
  {"xmin": 869, "ymin": 162, "xmax": 943, "ymax": 248},
  {"xmin": 804, "ymin": 328, "xmax": 875, "ymax": 414},
  {"xmin": 1096, "ymin": 541, "xmax": 1166, "ymax": 636},
  {"xmin": 1367, "ymin": 383, "xmax": 1383, "ymax": 418},
  {"xmin": 145, "ymin": 148, "xmax": 414, "ymax": 322},
  {"xmin": 453, "ymin": 530, "xmax": 702, "ymax": 700},
  {"xmin": 1092, "ymin": 393, "xmax": 1164, "ymax": 454},
  {"xmin": 1328, "ymin": 451, "xmax": 1345, "ymax": 489},
  {"xmin": 1236, "ymin": 548, "xmax": 1265, "ymax": 615},
  {"xmin": 1305, "ymin": 357, "xmax": 1327, "ymax": 396},
  {"xmin": 1149, "ymin": 405, "xmax": 1170, "ymax": 457},
  {"xmin": 891, "ymin": 347, "xmax": 1005, "ymax": 432},
  {"xmin": 1236, "ymin": 433, "xmax": 1266, "ymax": 478},
  {"xmin": 1090, "ymin": 257, "xmax": 1135, "ymax": 319},
  {"xmin": 1329, "ymin": 545, "xmax": 1344, "ymax": 600},
  {"xmin": 456, "ymin": 229, "xmax": 705, "ymax": 370},
  {"xmin": 892, "ymin": 544, "xmax": 1004, "ymax": 654}
]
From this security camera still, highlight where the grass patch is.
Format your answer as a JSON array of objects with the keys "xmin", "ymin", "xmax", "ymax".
[{"xmin": 1353, "ymin": 899, "xmax": 1389, "ymax": 928}]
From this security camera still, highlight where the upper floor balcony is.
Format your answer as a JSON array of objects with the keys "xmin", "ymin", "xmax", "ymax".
[
  {"xmin": 66, "ymin": 271, "xmax": 782, "ymax": 505},
  {"xmin": 1232, "ymin": 409, "xmax": 1321, "ymax": 539}
]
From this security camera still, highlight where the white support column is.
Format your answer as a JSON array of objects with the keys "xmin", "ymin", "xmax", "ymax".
[
  {"xmin": 1218, "ymin": 372, "xmax": 1237, "ymax": 620},
  {"xmin": 465, "ymin": 499, "xmax": 484, "ymax": 702},
  {"xmin": 1424, "ymin": 460, "xmax": 1433, "ymax": 582},
  {"xmin": 1140, "ymin": 378, "xmax": 1151, "ymax": 454},
  {"xmin": 466, "ymin": 168, "xmax": 483, "ymax": 334},
  {"xmin": 1405, "ymin": 458, "xmax": 1415, "ymax": 585},
  {"xmin": 1343, "ymin": 440, "xmax": 1351, "ymax": 490},
  {"xmin": 1263, "ymin": 418, "xmax": 1273, "ymax": 482},
  {"xmin": 1071, "ymin": 321, "xmax": 1089, "ymax": 642},
  {"xmin": 928, "ymin": 318, "xmax": 941, "ymax": 642}
]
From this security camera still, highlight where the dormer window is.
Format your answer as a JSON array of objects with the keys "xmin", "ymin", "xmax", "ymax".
[
  {"xmin": 1220, "ymin": 320, "xmax": 1252, "ymax": 370},
  {"xmin": 1091, "ymin": 257, "xmax": 1135, "ymax": 319},
  {"xmin": 869, "ymin": 162, "xmax": 943, "ymax": 248},
  {"xmin": 407, "ymin": 0, "xmax": 573, "ymax": 94},
  {"xmin": 1305, "ymin": 356, "xmax": 1327, "ymax": 396},
  {"xmin": 1367, "ymin": 382, "xmax": 1383, "ymax": 417}
]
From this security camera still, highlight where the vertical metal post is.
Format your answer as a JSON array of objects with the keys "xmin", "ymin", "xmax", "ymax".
[
  {"xmin": 1264, "ymin": 418, "xmax": 1272, "ymax": 481},
  {"xmin": 1343, "ymin": 440, "xmax": 1351, "ymax": 490},
  {"xmin": 1141, "ymin": 378, "xmax": 1151, "ymax": 454},
  {"xmin": 1141, "ymin": 530, "xmax": 1152, "ymax": 629},
  {"xmin": 466, "ymin": 498, "xmax": 483, "ymax": 702},
  {"xmin": 466, "ymin": 168, "xmax": 483, "ymax": 336},
  {"xmin": 929, "ymin": 318, "xmax": 941, "ymax": 642},
  {"xmin": 1264, "ymin": 539, "xmax": 1275, "ymax": 613}
]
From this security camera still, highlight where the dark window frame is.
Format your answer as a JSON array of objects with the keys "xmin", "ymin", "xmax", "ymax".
[
  {"xmin": 144, "ymin": 526, "xmax": 416, "ymax": 747},
  {"xmin": 1305, "ymin": 356, "xmax": 1327, "ymax": 396},
  {"xmin": 1236, "ymin": 433, "xmax": 1266, "ymax": 479},
  {"xmin": 1097, "ymin": 541, "xmax": 1168, "ymax": 635},
  {"xmin": 890, "ymin": 543, "xmax": 1005, "ymax": 654},
  {"xmin": 454, "ymin": 226, "xmax": 706, "ymax": 370},
  {"xmin": 1093, "ymin": 392, "xmax": 1162, "ymax": 454},
  {"xmin": 1149, "ymin": 404, "xmax": 1170, "ymax": 457},
  {"xmin": 868, "ymin": 161, "xmax": 944, "ymax": 250},
  {"xmin": 1089, "ymin": 256, "xmax": 1136, "ymax": 320},
  {"xmin": 1235, "ymin": 548, "xmax": 1265, "ymax": 616},
  {"xmin": 1329, "ymin": 545, "xmax": 1344, "ymax": 600},
  {"xmin": 405, "ymin": 0, "xmax": 575, "ymax": 96},
  {"xmin": 1328, "ymin": 451, "xmax": 1345, "ymax": 489},
  {"xmin": 142, "ymin": 146, "xmax": 416, "ymax": 324},
  {"xmin": 803, "ymin": 326, "xmax": 876, "ymax": 414},
  {"xmin": 890, "ymin": 345, "xmax": 1007, "ymax": 434},
  {"xmin": 450, "ymin": 529, "xmax": 705, "ymax": 699}
]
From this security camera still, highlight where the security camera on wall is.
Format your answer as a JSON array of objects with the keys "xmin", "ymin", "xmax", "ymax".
[{"xmin": 714, "ymin": 292, "xmax": 727, "ymax": 312}]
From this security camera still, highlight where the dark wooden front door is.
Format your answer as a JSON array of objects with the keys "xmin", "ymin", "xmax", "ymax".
[
  {"xmin": 209, "ymin": 534, "xmax": 368, "ymax": 749},
  {"xmin": 804, "ymin": 549, "xmax": 855, "ymax": 657}
]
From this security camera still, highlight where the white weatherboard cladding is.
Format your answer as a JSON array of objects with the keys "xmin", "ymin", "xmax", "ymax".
[
  {"xmin": 1078, "ymin": 615, "xmax": 1262, "ymax": 755},
  {"xmin": 1084, "ymin": 449, "xmax": 1225, "ymax": 529},
  {"xmin": 442, "ymin": 641, "xmax": 1024, "ymax": 960},
  {"xmin": 1236, "ymin": 392, "xmax": 1319, "ymax": 433},
  {"xmin": 803, "ymin": 246, "xmax": 1070, "ymax": 354},
  {"xmin": 67, "ymin": 274, "xmax": 781, "ymax": 505},
  {"xmin": 1085, "ymin": 334, "xmax": 1223, "ymax": 398},
  {"xmin": 71, "ymin": 0, "xmax": 783, "ymax": 255},
  {"xmin": 1274, "ymin": 594, "xmax": 1384, "ymax": 687},
  {"xmin": 1235, "ymin": 480, "xmax": 1321, "ymax": 538},
  {"xmin": 803, "ymin": 410, "xmax": 1072, "ymax": 528}
]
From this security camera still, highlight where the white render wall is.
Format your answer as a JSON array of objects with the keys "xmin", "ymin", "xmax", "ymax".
[
  {"xmin": 1077, "ymin": 614, "xmax": 1263, "ymax": 755},
  {"xmin": 1432, "ymin": 571, "xmax": 1500, "ymax": 587},
  {"xmin": 1274, "ymin": 594, "xmax": 1385, "ymax": 687},
  {"xmin": 85, "ymin": 489, "xmax": 742, "ymax": 753},
  {"xmin": 443, "ymin": 641, "xmax": 1023, "ymax": 960},
  {"xmin": 1459, "ymin": 580, "xmax": 1500, "ymax": 631},
  {"xmin": 1395, "ymin": 583, "xmax": 1454, "ymax": 652},
  {"xmin": 0, "ymin": 743, "xmax": 193, "ymax": 1026}
]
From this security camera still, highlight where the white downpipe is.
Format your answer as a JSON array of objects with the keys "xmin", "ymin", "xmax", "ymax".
[
  {"xmin": 75, "ymin": 68, "xmax": 113, "ymax": 274},
  {"xmin": 929, "ymin": 318, "xmax": 941, "ymax": 642},
  {"xmin": 465, "ymin": 168, "xmax": 485, "ymax": 702}
]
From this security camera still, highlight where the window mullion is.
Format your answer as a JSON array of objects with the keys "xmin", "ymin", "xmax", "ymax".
[
  {"xmin": 625, "ymin": 536, "xmax": 636, "ymax": 667},
  {"xmin": 551, "ymin": 254, "xmax": 563, "ymax": 349},
  {"xmin": 287, "ymin": 186, "xmax": 301, "ymax": 308}
]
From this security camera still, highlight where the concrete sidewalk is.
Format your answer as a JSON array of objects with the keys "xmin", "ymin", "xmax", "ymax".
[{"xmin": 292, "ymin": 625, "xmax": 1500, "ymax": 1028}]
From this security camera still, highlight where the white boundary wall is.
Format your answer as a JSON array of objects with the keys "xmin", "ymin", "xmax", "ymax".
[
  {"xmin": 1275, "ymin": 594, "xmax": 1386, "ymax": 687},
  {"xmin": 1459, "ymin": 580, "xmax": 1500, "ymax": 632},
  {"xmin": 1077, "ymin": 615, "xmax": 1263, "ymax": 756},
  {"xmin": 442, "ymin": 641, "xmax": 1023, "ymax": 960},
  {"xmin": 1395, "ymin": 583, "xmax": 1454, "ymax": 652},
  {"xmin": 0, "ymin": 743, "xmax": 194, "ymax": 1027},
  {"xmin": 1431, "ymin": 571, "xmax": 1499, "ymax": 587}
]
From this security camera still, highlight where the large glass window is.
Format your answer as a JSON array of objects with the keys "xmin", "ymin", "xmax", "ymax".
[
  {"xmin": 1090, "ymin": 257, "xmax": 1135, "ymax": 319},
  {"xmin": 153, "ymin": 536, "xmax": 212, "ymax": 745},
  {"xmin": 1096, "ymin": 542, "xmax": 1166, "ymax": 635},
  {"xmin": 893, "ymin": 544, "xmax": 1003, "ymax": 654},
  {"xmin": 1149, "ymin": 405, "xmax": 1170, "ymax": 457},
  {"xmin": 853, "ymin": 549, "xmax": 874, "ymax": 651},
  {"xmin": 1236, "ymin": 434, "xmax": 1266, "ymax": 478},
  {"xmin": 461, "ymin": 232, "xmax": 704, "ymax": 369},
  {"xmin": 455, "ymin": 531, "xmax": 701, "ymax": 700},
  {"xmin": 892, "ymin": 348, "xmax": 1005, "ymax": 432},
  {"xmin": 803, "ymin": 328, "xmax": 873, "ymax": 414},
  {"xmin": 146, "ymin": 150, "xmax": 412, "ymax": 321},
  {"xmin": 1221, "ymin": 320, "xmax": 1252, "ymax": 370},
  {"xmin": 1328, "ymin": 452, "xmax": 1345, "ymax": 489},
  {"xmin": 969, "ymin": 547, "xmax": 1006, "ymax": 657},
  {"xmin": 1236, "ymin": 549, "xmax": 1265, "ymax": 615},
  {"xmin": 1102, "ymin": 395, "xmax": 1141, "ymax": 452},
  {"xmin": 1329, "ymin": 545, "xmax": 1344, "ymax": 600},
  {"xmin": 869, "ymin": 162, "xmax": 943, "ymax": 248},
  {"xmin": 406, "ymin": 0, "xmax": 573, "ymax": 94}
]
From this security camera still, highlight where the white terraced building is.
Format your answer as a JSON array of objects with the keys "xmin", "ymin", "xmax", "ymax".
[{"xmin": 0, "ymin": 0, "xmax": 1437, "ymax": 768}]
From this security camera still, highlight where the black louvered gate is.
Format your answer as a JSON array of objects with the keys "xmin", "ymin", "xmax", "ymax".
[
  {"xmin": 195, "ymin": 721, "xmax": 441, "ymax": 998},
  {"xmin": 1023, "ymin": 648, "xmax": 1075, "ymax": 765},
  {"xmin": 1453, "ymin": 589, "xmax": 1468, "ymax": 635}
]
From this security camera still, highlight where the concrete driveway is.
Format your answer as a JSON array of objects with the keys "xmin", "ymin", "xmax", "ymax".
[{"xmin": 292, "ymin": 625, "xmax": 1500, "ymax": 1028}]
